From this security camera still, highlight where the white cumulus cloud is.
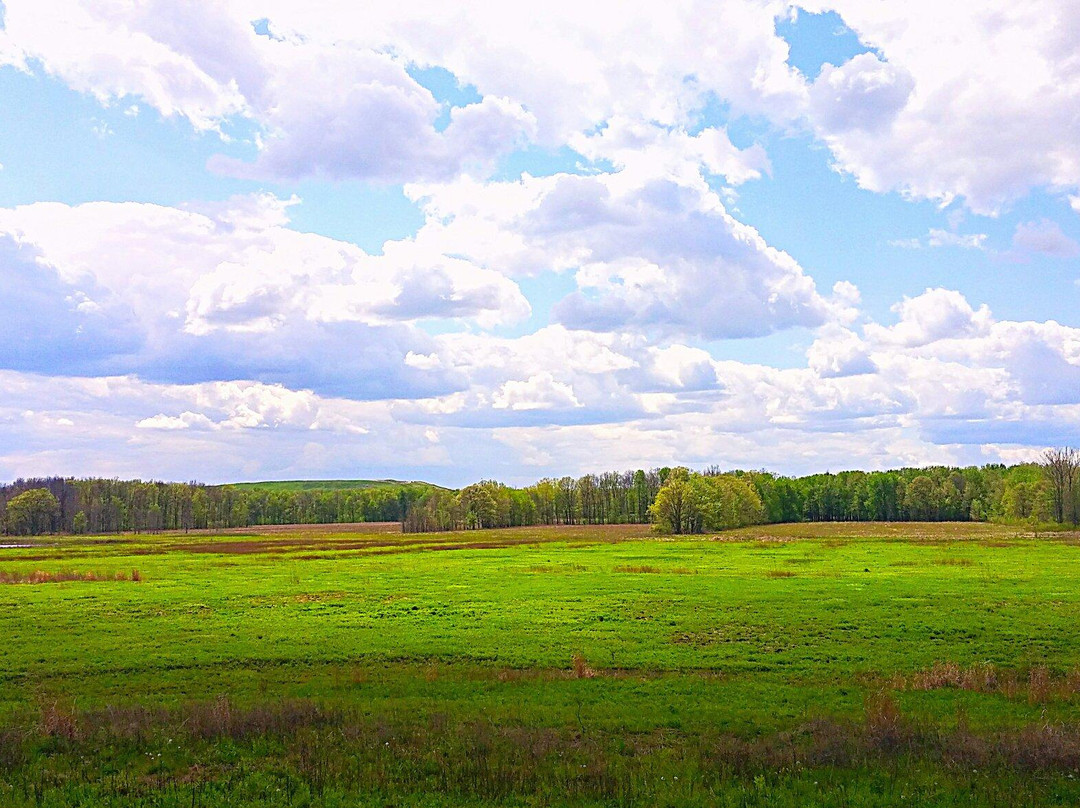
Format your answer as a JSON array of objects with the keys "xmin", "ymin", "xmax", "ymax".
[
  {"xmin": 0, "ymin": 193, "xmax": 530, "ymax": 396},
  {"xmin": 800, "ymin": 0, "xmax": 1080, "ymax": 213}
]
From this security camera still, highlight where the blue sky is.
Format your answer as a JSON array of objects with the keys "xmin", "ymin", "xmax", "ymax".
[{"xmin": 1, "ymin": 1, "xmax": 1079, "ymax": 486}]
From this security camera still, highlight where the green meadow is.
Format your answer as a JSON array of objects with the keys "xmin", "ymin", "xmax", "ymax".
[{"xmin": 3, "ymin": 521, "xmax": 1080, "ymax": 806}]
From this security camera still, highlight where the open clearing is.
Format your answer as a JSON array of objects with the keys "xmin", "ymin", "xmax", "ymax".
[{"xmin": 4, "ymin": 521, "xmax": 1080, "ymax": 806}]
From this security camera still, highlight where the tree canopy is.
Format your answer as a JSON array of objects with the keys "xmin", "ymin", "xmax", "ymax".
[{"xmin": 4, "ymin": 488, "xmax": 59, "ymax": 536}]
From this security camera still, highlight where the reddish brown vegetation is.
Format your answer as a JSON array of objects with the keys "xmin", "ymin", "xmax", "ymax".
[
  {"xmin": 16, "ymin": 694, "xmax": 1080, "ymax": 777},
  {"xmin": 0, "ymin": 568, "xmax": 142, "ymax": 584},
  {"xmin": 211, "ymin": 521, "xmax": 403, "ymax": 536},
  {"xmin": 172, "ymin": 524, "xmax": 647, "ymax": 558},
  {"xmin": 37, "ymin": 700, "xmax": 79, "ymax": 740},
  {"xmin": 611, "ymin": 564, "xmax": 698, "ymax": 574},
  {"xmin": 571, "ymin": 653, "xmax": 596, "ymax": 679}
]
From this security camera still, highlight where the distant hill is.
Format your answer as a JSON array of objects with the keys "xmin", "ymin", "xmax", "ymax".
[{"xmin": 223, "ymin": 479, "xmax": 448, "ymax": 493}]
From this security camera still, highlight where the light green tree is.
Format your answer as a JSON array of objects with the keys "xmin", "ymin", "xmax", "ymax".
[
  {"xmin": 459, "ymin": 483, "xmax": 499, "ymax": 529},
  {"xmin": 4, "ymin": 489, "xmax": 60, "ymax": 536},
  {"xmin": 651, "ymin": 469, "xmax": 767, "ymax": 534},
  {"xmin": 649, "ymin": 468, "xmax": 698, "ymax": 534}
]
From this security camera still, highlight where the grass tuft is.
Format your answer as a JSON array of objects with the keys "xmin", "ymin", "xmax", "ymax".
[{"xmin": 613, "ymin": 564, "xmax": 662, "ymax": 574}]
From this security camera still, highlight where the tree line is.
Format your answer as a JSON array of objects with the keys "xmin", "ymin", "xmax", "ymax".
[
  {"xmin": 0, "ymin": 478, "xmax": 436, "ymax": 536},
  {"xmin": 402, "ymin": 451, "xmax": 1080, "ymax": 534},
  {"xmin": 3, "ymin": 449, "xmax": 1078, "ymax": 536}
]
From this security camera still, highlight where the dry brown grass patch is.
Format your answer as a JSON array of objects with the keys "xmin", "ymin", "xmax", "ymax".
[
  {"xmin": 1029, "ymin": 666, "xmax": 1052, "ymax": 704},
  {"xmin": 766, "ymin": 569, "xmax": 797, "ymax": 578},
  {"xmin": 571, "ymin": 652, "xmax": 596, "ymax": 679},
  {"xmin": 910, "ymin": 661, "xmax": 998, "ymax": 692},
  {"xmin": 864, "ymin": 690, "xmax": 902, "ymax": 733},
  {"xmin": 902, "ymin": 661, "xmax": 1080, "ymax": 703}
]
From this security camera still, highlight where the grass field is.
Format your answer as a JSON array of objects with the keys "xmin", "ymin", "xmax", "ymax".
[{"xmin": 4, "ymin": 521, "xmax": 1080, "ymax": 806}]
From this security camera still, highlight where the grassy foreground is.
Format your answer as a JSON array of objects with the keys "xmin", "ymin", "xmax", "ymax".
[{"xmin": 3, "ymin": 521, "xmax": 1080, "ymax": 806}]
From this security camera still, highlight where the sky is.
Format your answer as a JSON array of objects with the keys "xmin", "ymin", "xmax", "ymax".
[{"xmin": 1, "ymin": 1, "xmax": 1079, "ymax": 487}]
